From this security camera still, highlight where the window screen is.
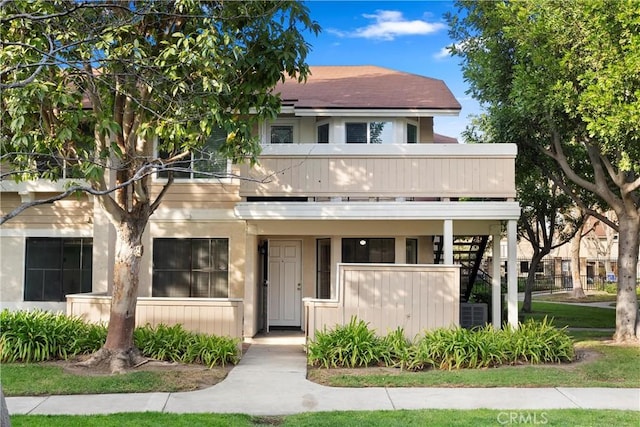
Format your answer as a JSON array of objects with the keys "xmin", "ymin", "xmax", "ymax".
[
  {"xmin": 407, "ymin": 123, "xmax": 417, "ymax": 144},
  {"xmin": 317, "ymin": 123, "xmax": 329, "ymax": 144},
  {"xmin": 345, "ymin": 123, "xmax": 367, "ymax": 143},
  {"xmin": 24, "ymin": 238, "xmax": 92, "ymax": 301},
  {"xmin": 152, "ymin": 238, "xmax": 229, "ymax": 298},
  {"xmin": 158, "ymin": 127, "xmax": 228, "ymax": 179},
  {"xmin": 316, "ymin": 239, "xmax": 331, "ymax": 298},
  {"xmin": 270, "ymin": 125, "xmax": 294, "ymax": 144}
]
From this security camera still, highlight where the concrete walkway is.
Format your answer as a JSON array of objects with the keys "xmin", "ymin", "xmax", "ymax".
[{"xmin": 7, "ymin": 333, "xmax": 640, "ymax": 416}]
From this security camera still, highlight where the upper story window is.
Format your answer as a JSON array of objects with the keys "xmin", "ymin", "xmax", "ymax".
[
  {"xmin": 317, "ymin": 123, "xmax": 329, "ymax": 144},
  {"xmin": 346, "ymin": 121, "xmax": 394, "ymax": 144},
  {"xmin": 407, "ymin": 123, "xmax": 418, "ymax": 144},
  {"xmin": 157, "ymin": 128, "xmax": 228, "ymax": 180},
  {"xmin": 270, "ymin": 125, "xmax": 294, "ymax": 144}
]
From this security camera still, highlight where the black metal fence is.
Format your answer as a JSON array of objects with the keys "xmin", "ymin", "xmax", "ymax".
[{"xmin": 517, "ymin": 274, "xmax": 609, "ymax": 293}]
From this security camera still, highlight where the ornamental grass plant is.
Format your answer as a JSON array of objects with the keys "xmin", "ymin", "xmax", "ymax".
[
  {"xmin": 1, "ymin": 309, "xmax": 239, "ymax": 367},
  {"xmin": 307, "ymin": 317, "xmax": 574, "ymax": 370}
]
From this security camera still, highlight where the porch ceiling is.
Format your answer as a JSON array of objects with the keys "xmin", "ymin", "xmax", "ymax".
[{"xmin": 245, "ymin": 219, "xmax": 503, "ymax": 236}]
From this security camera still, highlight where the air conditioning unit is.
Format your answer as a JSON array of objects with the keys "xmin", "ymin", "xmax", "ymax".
[{"xmin": 460, "ymin": 303, "xmax": 488, "ymax": 328}]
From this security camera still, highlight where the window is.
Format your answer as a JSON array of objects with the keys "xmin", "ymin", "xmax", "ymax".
[
  {"xmin": 157, "ymin": 128, "xmax": 228, "ymax": 179},
  {"xmin": 24, "ymin": 238, "xmax": 92, "ymax": 301},
  {"xmin": 32, "ymin": 122, "xmax": 95, "ymax": 179},
  {"xmin": 270, "ymin": 125, "xmax": 294, "ymax": 143},
  {"xmin": 407, "ymin": 123, "xmax": 417, "ymax": 144},
  {"xmin": 342, "ymin": 238, "xmax": 395, "ymax": 263},
  {"xmin": 346, "ymin": 122, "xmax": 394, "ymax": 144},
  {"xmin": 152, "ymin": 238, "xmax": 229, "ymax": 298},
  {"xmin": 316, "ymin": 239, "xmax": 331, "ymax": 298},
  {"xmin": 406, "ymin": 238, "xmax": 418, "ymax": 264},
  {"xmin": 317, "ymin": 123, "xmax": 329, "ymax": 144}
]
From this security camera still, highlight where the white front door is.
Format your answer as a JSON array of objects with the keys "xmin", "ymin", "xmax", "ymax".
[{"xmin": 268, "ymin": 240, "xmax": 302, "ymax": 328}]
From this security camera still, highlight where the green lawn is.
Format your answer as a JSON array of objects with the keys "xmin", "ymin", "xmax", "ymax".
[
  {"xmin": 1, "ymin": 365, "xmax": 170, "ymax": 396},
  {"xmin": 520, "ymin": 301, "xmax": 616, "ymax": 328},
  {"xmin": 533, "ymin": 292, "xmax": 618, "ymax": 303},
  {"xmin": 10, "ymin": 410, "xmax": 640, "ymax": 427}
]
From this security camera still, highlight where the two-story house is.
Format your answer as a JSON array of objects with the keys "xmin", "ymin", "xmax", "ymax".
[{"xmin": 0, "ymin": 66, "xmax": 521, "ymax": 340}]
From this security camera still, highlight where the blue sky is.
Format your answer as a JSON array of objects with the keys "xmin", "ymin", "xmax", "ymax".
[{"xmin": 304, "ymin": 1, "xmax": 479, "ymax": 141}]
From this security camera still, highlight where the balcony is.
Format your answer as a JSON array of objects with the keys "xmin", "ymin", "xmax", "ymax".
[{"xmin": 239, "ymin": 143, "xmax": 517, "ymax": 200}]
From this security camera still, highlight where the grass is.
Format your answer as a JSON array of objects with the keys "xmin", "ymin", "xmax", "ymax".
[
  {"xmin": 10, "ymin": 410, "xmax": 640, "ymax": 427},
  {"xmin": 0, "ymin": 363, "xmax": 224, "ymax": 396},
  {"xmin": 533, "ymin": 292, "xmax": 618, "ymax": 303},
  {"xmin": 520, "ymin": 301, "xmax": 616, "ymax": 328}
]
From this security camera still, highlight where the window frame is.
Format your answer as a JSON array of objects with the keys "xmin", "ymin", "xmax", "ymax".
[
  {"xmin": 316, "ymin": 238, "xmax": 332, "ymax": 298},
  {"xmin": 345, "ymin": 121, "xmax": 395, "ymax": 144},
  {"xmin": 24, "ymin": 237, "xmax": 93, "ymax": 302},
  {"xmin": 406, "ymin": 238, "xmax": 418, "ymax": 264},
  {"xmin": 263, "ymin": 119, "xmax": 300, "ymax": 145},
  {"xmin": 341, "ymin": 238, "xmax": 395, "ymax": 264},
  {"xmin": 154, "ymin": 130, "xmax": 232, "ymax": 183},
  {"xmin": 316, "ymin": 121, "xmax": 330, "ymax": 144},
  {"xmin": 406, "ymin": 120, "xmax": 419, "ymax": 144},
  {"xmin": 152, "ymin": 238, "xmax": 230, "ymax": 298}
]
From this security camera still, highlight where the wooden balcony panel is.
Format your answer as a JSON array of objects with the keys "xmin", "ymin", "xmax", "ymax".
[{"xmin": 240, "ymin": 144, "xmax": 516, "ymax": 200}]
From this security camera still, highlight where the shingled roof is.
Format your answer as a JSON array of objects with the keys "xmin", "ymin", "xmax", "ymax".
[{"xmin": 275, "ymin": 65, "xmax": 461, "ymax": 112}]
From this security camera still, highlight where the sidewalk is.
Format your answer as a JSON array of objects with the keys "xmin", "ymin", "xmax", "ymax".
[{"xmin": 7, "ymin": 333, "xmax": 640, "ymax": 416}]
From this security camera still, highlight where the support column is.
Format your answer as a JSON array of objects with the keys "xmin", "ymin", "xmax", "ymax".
[
  {"xmin": 490, "ymin": 226, "xmax": 502, "ymax": 329},
  {"xmin": 443, "ymin": 219, "xmax": 453, "ymax": 265},
  {"xmin": 507, "ymin": 219, "xmax": 518, "ymax": 327}
]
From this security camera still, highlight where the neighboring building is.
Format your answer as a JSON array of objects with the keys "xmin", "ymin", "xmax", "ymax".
[
  {"xmin": 511, "ymin": 215, "xmax": 639, "ymax": 290},
  {"xmin": 0, "ymin": 66, "xmax": 521, "ymax": 339}
]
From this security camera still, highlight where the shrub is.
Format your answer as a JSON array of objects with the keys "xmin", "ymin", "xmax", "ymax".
[
  {"xmin": 307, "ymin": 317, "xmax": 384, "ymax": 368},
  {"xmin": 503, "ymin": 317, "xmax": 574, "ymax": 364},
  {"xmin": 604, "ymin": 283, "xmax": 617, "ymax": 294},
  {"xmin": 0, "ymin": 309, "xmax": 106, "ymax": 363},
  {"xmin": 133, "ymin": 323, "xmax": 240, "ymax": 367},
  {"xmin": 1, "ymin": 310, "xmax": 240, "ymax": 367},
  {"xmin": 307, "ymin": 316, "xmax": 574, "ymax": 370},
  {"xmin": 409, "ymin": 317, "xmax": 573, "ymax": 370},
  {"xmin": 379, "ymin": 327, "xmax": 412, "ymax": 369}
]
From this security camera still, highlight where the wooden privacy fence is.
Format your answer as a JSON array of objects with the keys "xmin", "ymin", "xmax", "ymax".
[
  {"xmin": 304, "ymin": 263, "xmax": 460, "ymax": 341},
  {"xmin": 66, "ymin": 293, "xmax": 244, "ymax": 339}
]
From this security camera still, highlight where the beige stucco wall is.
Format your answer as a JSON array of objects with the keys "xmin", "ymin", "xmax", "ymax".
[{"xmin": 0, "ymin": 236, "xmax": 25, "ymax": 303}]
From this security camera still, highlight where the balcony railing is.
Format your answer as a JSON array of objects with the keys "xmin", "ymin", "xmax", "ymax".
[{"xmin": 239, "ymin": 143, "xmax": 517, "ymax": 200}]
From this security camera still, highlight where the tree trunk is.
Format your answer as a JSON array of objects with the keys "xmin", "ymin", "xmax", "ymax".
[
  {"xmin": 78, "ymin": 215, "xmax": 149, "ymax": 373},
  {"xmin": 613, "ymin": 213, "xmax": 640, "ymax": 342},
  {"xmin": 522, "ymin": 253, "xmax": 545, "ymax": 313},
  {"xmin": 0, "ymin": 388, "xmax": 10, "ymax": 427},
  {"xmin": 571, "ymin": 227, "xmax": 586, "ymax": 299}
]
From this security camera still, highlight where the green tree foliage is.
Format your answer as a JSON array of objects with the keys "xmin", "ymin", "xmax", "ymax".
[
  {"xmin": 0, "ymin": 0, "xmax": 319, "ymax": 370},
  {"xmin": 448, "ymin": 0, "xmax": 640, "ymax": 341}
]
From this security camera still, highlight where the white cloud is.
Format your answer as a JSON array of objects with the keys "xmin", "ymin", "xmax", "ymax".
[
  {"xmin": 433, "ymin": 46, "xmax": 452, "ymax": 60},
  {"xmin": 336, "ymin": 10, "xmax": 446, "ymax": 41}
]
